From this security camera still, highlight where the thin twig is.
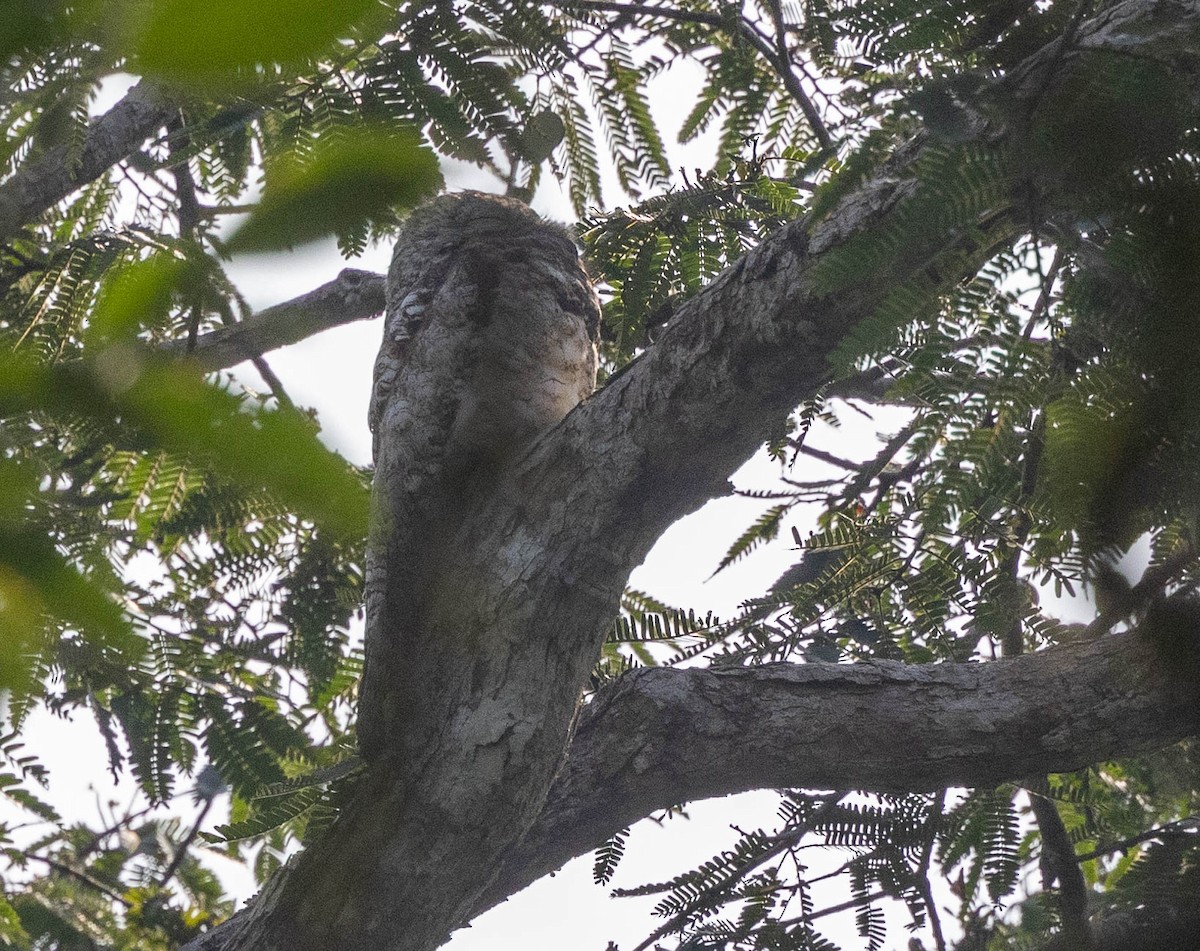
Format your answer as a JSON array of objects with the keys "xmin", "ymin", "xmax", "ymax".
[
  {"xmin": 566, "ymin": 2, "xmax": 639, "ymax": 59},
  {"xmin": 1028, "ymin": 787, "xmax": 1094, "ymax": 949},
  {"xmin": 24, "ymin": 854, "xmax": 130, "ymax": 907},
  {"xmin": 1021, "ymin": 245, "xmax": 1065, "ymax": 341},
  {"xmin": 777, "ymin": 887, "xmax": 891, "ymax": 927},
  {"xmin": 1001, "ymin": 250, "xmax": 1063, "ymax": 657},
  {"xmin": 760, "ymin": 0, "xmax": 833, "ymax": 149},
  {"xmin": 78, "ymin": 801, "xmax": 161, "ymax": 860},
  {"xmin": 551, "ymin": 0, "xmax": 721, "ymax": 27},
  {"xmin": 1073, "ymin": 817, "xmax": 1199, "ymax": 863},
  {"xmin": 917, "ymin": 791, "xmax": 947, "ymax": 951},
  {"xmin": 197, "ymin": 203, "xmax": 258, "ymax": 217},
  {"xmin": 165, "ymin": 110, "xmax": 210, "ymax": 357},
  {"xmin": 251, "ymin": 354, "xmax": 295, "ymax": 410},
  {"xmin": 999, "ymin": 407, "xmax": 1045, "ymax": 658},
  {"xmin": 795, "ymin": 444, "xmax": 864, "ymax": 472},
  {"xmin": 158, "ymin": 796, "xmax": 216, "ymax": 889}
]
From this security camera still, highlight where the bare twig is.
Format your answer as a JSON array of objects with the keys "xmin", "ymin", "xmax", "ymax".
[
  {"xmin": 198, "ymin": 203, "xmax": 258, "ymax": 217},
  {"xmin": 998, "ymin": 408, "xmax": 1046, "ymax": 658},
  {"xmin": 158, "ymin": 796, "xmax": 216, "ymax": 889},
  {"xmin": 848, "ymin": 417, "xmax": 924, "ymax": 514},
  {"xmin": 1073, "ymin": 816, "xmax": 1198, "ymax": 863},
  {"xmin": 1021, "ymin": 245, "xmax": 1065, "ymax": 341},
  {"xmin": 1000, "ymin": 251, "xmax": 1064, "ymax": 657},
  {"xmin": 918, "ymin": 792, "xmax": 947, "ymax": 951},
  {"xmin": 251, "ymin": 354, "xmax": 295, "ymax": 409},
  {"xmin": 778, "ymin": 887, "xmax": 891, "ymax": 928},
  {"xmin": 551, "ymin": 0, "xmax": 722, "ymax": 28},
  {"xmin": 165, "ymin": 110, "xmax": 208, "ymax": 357},
  {"xmin": 166, "ymin": 112, "xmax": 202, "ymax": 240},
  {"xmin": 795, "ymin": 443, "xmax": 863, "ymax": 472},
  {"xmin": 159, "ymin": 269, "xmax": 386, "ymax": 371},
  {"xmin": 24, "ymin": 854, "xmax": 130, "ymax": 907},
  {"xmin": 759, "ymin": 0, "xmax": 833, "ymax": 149}
]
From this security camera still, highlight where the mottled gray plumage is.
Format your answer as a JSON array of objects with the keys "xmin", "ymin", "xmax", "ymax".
[{"xmin": 359, "ymin": 192, "xmax": 600, "ymax": 759}]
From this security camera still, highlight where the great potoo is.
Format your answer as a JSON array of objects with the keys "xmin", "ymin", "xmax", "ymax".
[{"xmin": 359, "ymin": 191, "xmax": 601, "ymax": 760}]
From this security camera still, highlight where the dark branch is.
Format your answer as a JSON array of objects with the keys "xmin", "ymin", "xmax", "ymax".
[
  {"xmin": 755, "ymin": 0, "xmax": 833, "ymax": 149},
  {"xmin": 160, "ymin": 269, "xmax": 386, "ymax": 371},
  {"xmin": 795, "ymin": 443, "xmax": 862, "ymax": 471},
  {"xmin": 1029, "ymin": 788, "xmax": 1094, "ymax": 949},
  {"xmin": 0, "ymin": 81, "xmax": 174, "ymax": 241},
  {"xmin": 479, "ymin": 630, "xmax": 1200, "ymax": 915}
]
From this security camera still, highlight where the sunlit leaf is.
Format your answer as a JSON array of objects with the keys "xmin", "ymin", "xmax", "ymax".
[{"xmin": 0, "ymin": 893, "xmax": 30, "ymax": 947}]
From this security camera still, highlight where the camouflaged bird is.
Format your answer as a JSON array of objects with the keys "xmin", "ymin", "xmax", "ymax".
[{"xmin": 359, "ymin": 192, "xmax": 600, "ymax": 759}]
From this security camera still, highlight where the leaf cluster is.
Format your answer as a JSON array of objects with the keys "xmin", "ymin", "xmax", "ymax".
[{"xmin": 4, "ymin": 0, "xmax": 1200, "ymax": 949}]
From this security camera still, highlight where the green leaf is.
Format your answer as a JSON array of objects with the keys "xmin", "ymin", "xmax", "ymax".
[
  {"xmin": 206, "ymin": 785, "xmax": 324, "ymax": 843},
  {"xmin": 1039, "ymin": 387, "xmax": 1139, "ymax": 540},
  {"xmin": 0, "ymin": 893, "xmax": 30, "ymax": 948},
  {"xmin": 226, "ymin": 128, "xmax": 442, "ymax": 252},
  {"xmin": 3, "ymin": 786, "xmax": 60, "ymax": 824},
  {"xmin": 129, "ymin": 0, "xmax": 387, "ymax": 88},
  {"xmin": 0, "ymin": 353, "xmax": 370, "ymax": 539},
  {"xmin": 712, "ymin": 505, "xmax": 788, "ymax": 576},
  {"xmin": 86, "ymin": 250, "xmax": 197, "ymax": 348},
  {"xmin": 0, "ymin": 456, "xmax": 139, "ymax": 696},
  {"xmin": 519, "ymin": 111, "xmax": 566, "ymax": 164}
]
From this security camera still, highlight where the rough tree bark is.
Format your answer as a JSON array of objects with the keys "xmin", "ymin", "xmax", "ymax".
[
  {"xmin": 158, "ymin": 1, "xmax": 1198, "ymax": 948},
  {"xmin": 477, "ymin": 630, "xmax": 1200, "ymax": 918}
]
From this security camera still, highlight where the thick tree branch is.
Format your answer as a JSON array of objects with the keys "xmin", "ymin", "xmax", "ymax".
[
  {"xmin": 0, "ymin": 81, "xmax": 174, "ymax": 242},
  {"xmin": 186, "ymin": 5, "xmax": 1200, "ymax": 950},
  {"xmin": 479, "ymin": 630, "xmax": 1200, "ymax": 913},
  {"xmin": 487, "ymin": 0, "xmax": 1200, "ymax": 643},
  {"xmin": 161, "ymin": 269, "xmax": 386, "ymax": 371}
]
